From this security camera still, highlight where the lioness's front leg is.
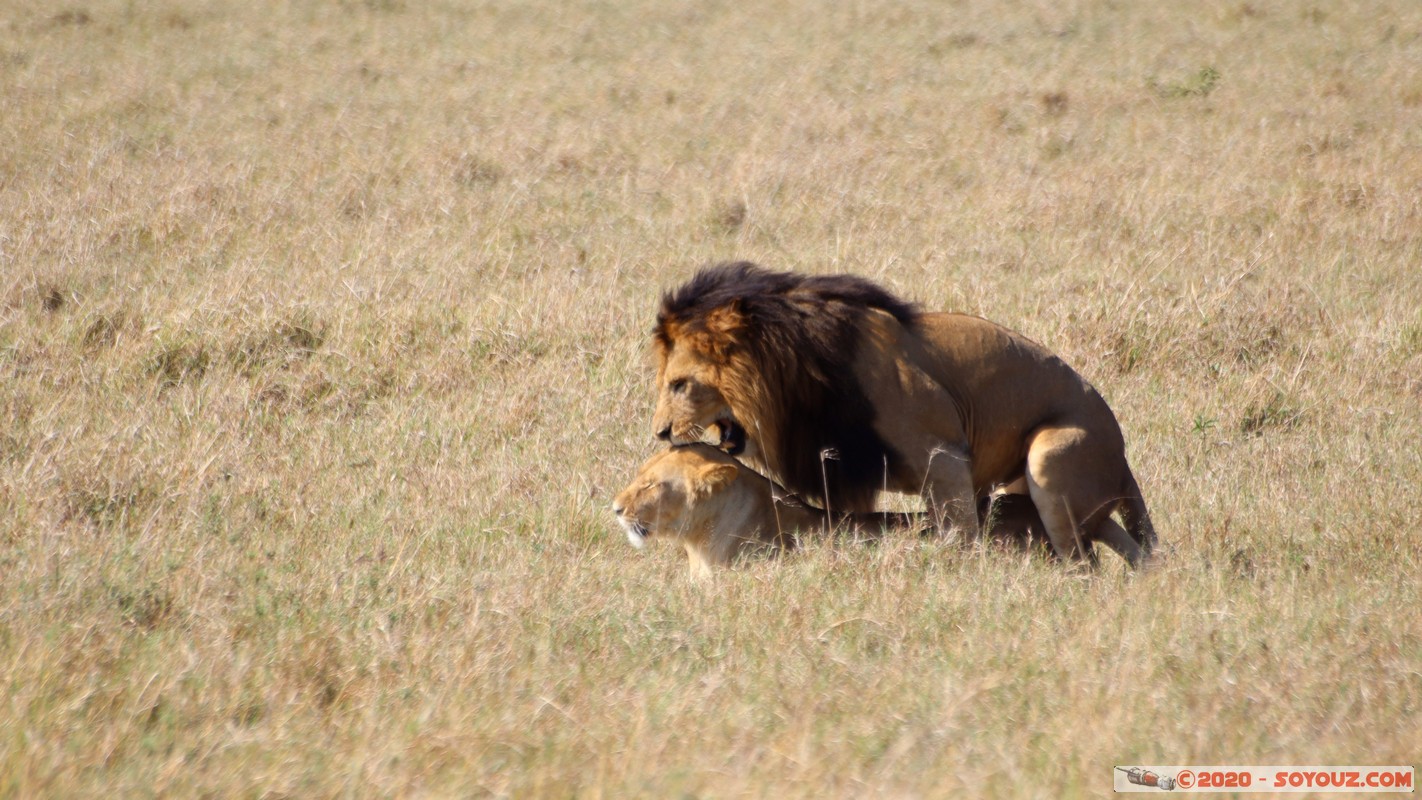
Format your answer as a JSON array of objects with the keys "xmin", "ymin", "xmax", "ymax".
[{"xmin": 922, "ymin": 443, "xmax": 978, "ymax": 538}]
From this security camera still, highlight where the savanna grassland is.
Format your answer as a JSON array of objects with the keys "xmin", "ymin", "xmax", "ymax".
[{"xmin": 3, "ymin": 0, "xmax": 1421, "ymax": 796}]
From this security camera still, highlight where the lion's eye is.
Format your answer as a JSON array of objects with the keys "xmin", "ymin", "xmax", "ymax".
[{"xmin": 669, "ymin": 379, "xmax": 688, "ymax": 393}]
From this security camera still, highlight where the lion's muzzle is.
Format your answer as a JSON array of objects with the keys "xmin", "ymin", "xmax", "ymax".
[{"xmin": 718, "ymin": 418, "xmax": 747, "ymax": 455}]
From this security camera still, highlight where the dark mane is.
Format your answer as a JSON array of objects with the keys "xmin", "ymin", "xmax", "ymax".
[
  {"xmin": 656, "ymin": 261, "xmax": 918, "ymax": 347},
  {"xmin": 655, "ymin": 261, "xmax": 920, "ymax": 510}
]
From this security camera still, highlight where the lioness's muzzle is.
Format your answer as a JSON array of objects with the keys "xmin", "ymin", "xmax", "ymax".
[{"xmin": 617, "ymin": 516, "xmax": 649, "ymax": 549}]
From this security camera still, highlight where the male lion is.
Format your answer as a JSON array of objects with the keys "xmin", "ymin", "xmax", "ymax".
[
  {"xmin": 650, "ymin": 261, "xmax": 1156, "ymax": 565},
  {"xmin": 612, "ymin": 443, "xmax": 917, "ymax": 578}
]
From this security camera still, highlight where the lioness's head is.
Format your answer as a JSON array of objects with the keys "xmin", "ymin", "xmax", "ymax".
[
  {"xmin": 611, "ymin": 444, "xmax": 740, "ymax": 550},
  {"xmin": 650, "ymin": 307, "xmax": 747, "ymax": 455}
]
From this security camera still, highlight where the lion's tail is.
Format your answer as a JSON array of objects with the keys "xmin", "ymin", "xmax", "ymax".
[{"xmin": 1118, "ymin": 468, "xmax": 1157, "ymax": 556}]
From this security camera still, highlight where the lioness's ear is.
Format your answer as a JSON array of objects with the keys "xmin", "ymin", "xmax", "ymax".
[{"xmin": 695, "ymin": 462, "xmax": 739, "ymax": 495}]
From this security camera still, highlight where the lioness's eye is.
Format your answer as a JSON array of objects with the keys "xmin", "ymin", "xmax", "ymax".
[{"xmin": 669, "ymin": 379, "xmax": 687, "ymax": 393}]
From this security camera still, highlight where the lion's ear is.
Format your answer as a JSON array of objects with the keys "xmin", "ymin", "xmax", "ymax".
[
  {"xmin": 695, "ymin": 462, "xmax": 739, "ymax": 495},
  {"xmin": 696, "ymin": 302, "xmax": 745, "ymax": 359},
  {"xmin": 704, "ymin": 302, "xmax": 744, "ymax": 337}
]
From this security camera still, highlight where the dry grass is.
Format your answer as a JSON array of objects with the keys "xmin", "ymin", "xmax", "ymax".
[{"xmin": 3, "ymin": 0, "xmax": 1421, "ymax": 796}]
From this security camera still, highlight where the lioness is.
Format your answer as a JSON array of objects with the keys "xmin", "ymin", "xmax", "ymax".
[
  {"xmin": 612, "ymin": 445, "xmax": 1143, "ymax": 577},
  {"xmin": 611, "ymin": 444, "xmax": 916, "ymax": 578},
  {"xmin": 650, "ymin": 262, "xmax": 1156, "ymax": 566}
]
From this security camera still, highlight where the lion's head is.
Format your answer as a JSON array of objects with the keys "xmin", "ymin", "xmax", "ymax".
[
  {"xmin": 650, "ymin": 305, "xmax": 748, "ymax": 455},
  {"xmin": 651, "ymin": 261, "xmax": 918, "ymax": 511},
  {"xmin": 610, "ymin": 444, "xmax": 740, "ymax": 551}
]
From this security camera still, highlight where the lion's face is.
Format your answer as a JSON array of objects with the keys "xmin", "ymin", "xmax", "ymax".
[
  {"xmin": 651, "ymin": 342, "xmax": 746, "ymax": 454},
  {"xmin": 611, "ymin": 445, "xmax": 739, "ymax": 549}
]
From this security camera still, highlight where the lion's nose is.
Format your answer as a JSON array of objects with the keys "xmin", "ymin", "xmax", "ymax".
[
  {"xmin": 611, "ymin": 503, "xmax": 625, "ymax": 516},
  {"xmin": 655, "ymin": 425, "xmax": 671, "ymax": 441}
]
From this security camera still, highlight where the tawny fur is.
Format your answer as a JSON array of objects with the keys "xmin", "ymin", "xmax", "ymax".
[
  {"xmin": 651, "ymin": 262, "xmax": 1155, "ymax": 566},
  {"xmin": 611, "ymin": 444, "xmax": 914, "ymax": 578}
]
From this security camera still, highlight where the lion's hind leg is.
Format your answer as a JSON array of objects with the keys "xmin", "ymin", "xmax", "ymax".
[
  {"xmin": 1092, "ymin": 518, "xmax": 1143, "ymax": 567},
  {"xmin": 1118, "ymin": 469, "xmax": 1158, "ymax": 557},
  {"xmin": 1023, "ymin": 425, "xmax": 1102, "ymax": 562},
  {"xmin": 1025, "ymin": 425, "xmax": 1146, "ymax": 568}
]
